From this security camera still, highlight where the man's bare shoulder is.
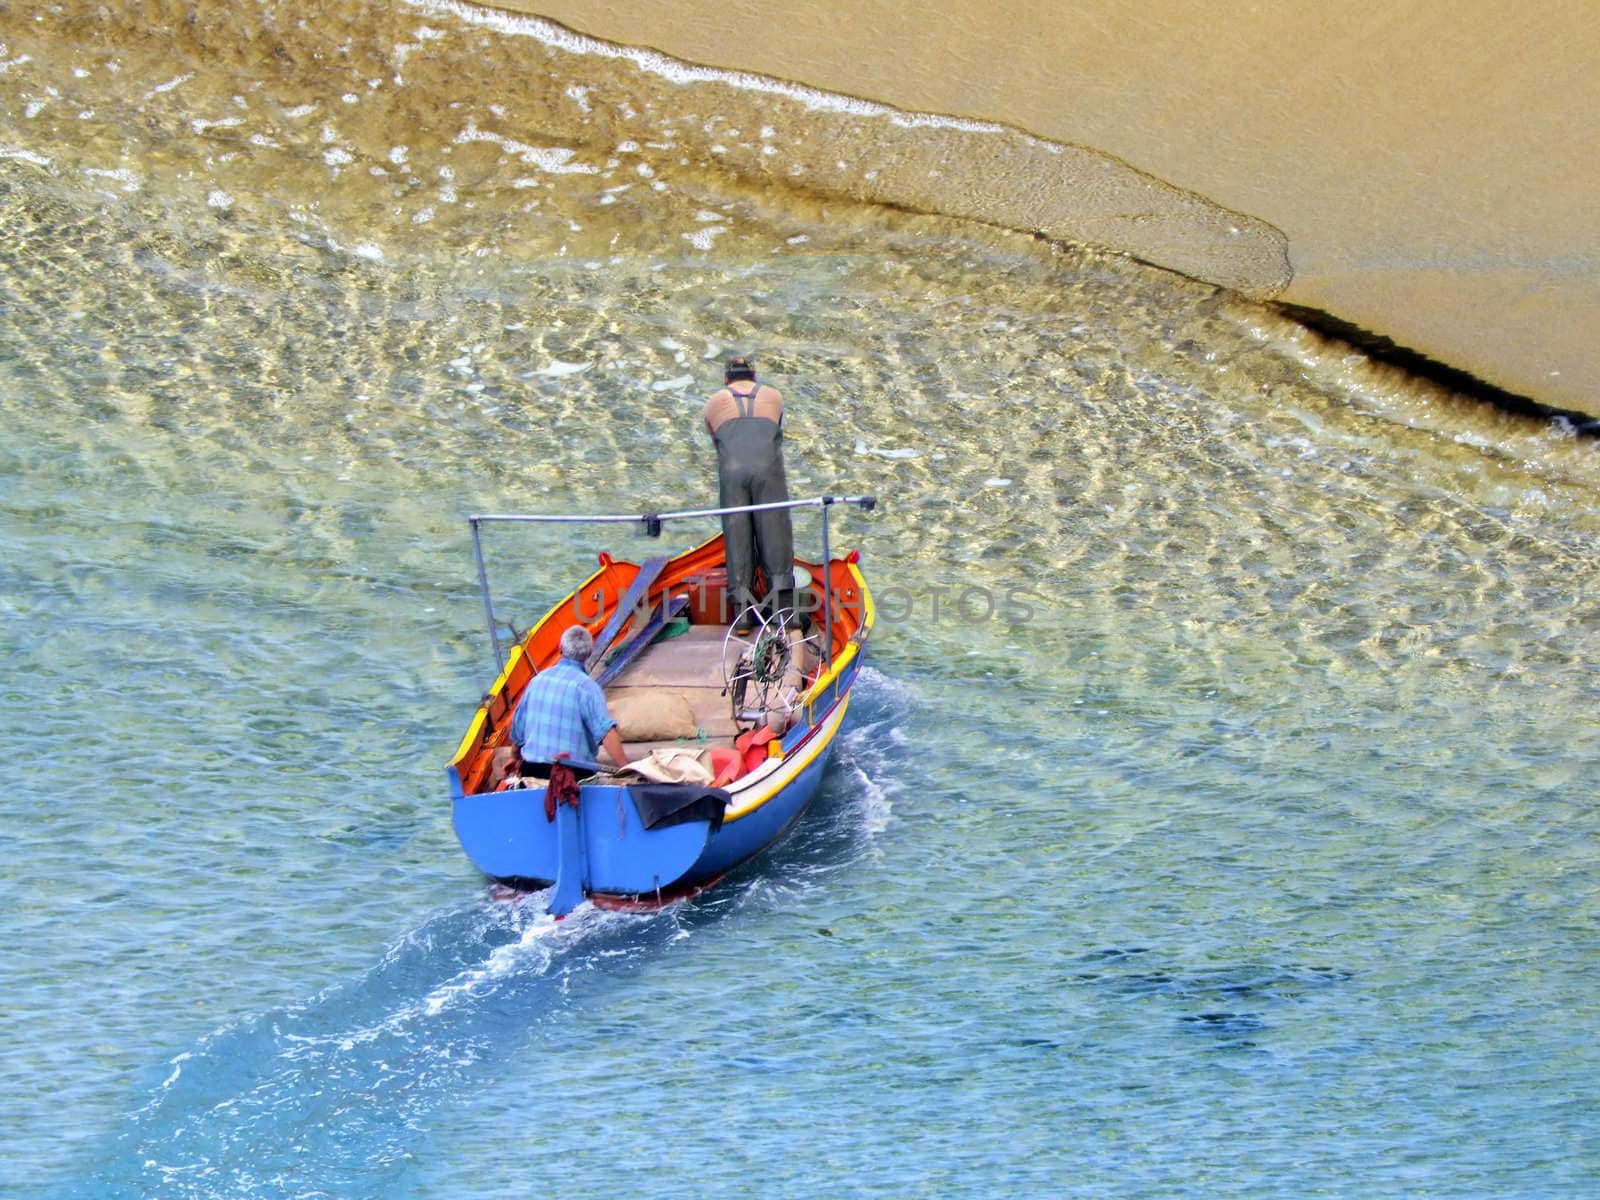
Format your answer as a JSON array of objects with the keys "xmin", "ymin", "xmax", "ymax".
[
  {"xmin": 704, "ymin": 389, "xmax": 735, "ymax": 425},
  {"xmin": 754, "ymin": 384, "xmax": 783, "ymax": 420}
]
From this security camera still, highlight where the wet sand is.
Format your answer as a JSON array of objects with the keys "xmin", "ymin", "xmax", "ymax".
[{"xmin": 507, "ymin": 0, "xmax": 1600, "ymax": 419}]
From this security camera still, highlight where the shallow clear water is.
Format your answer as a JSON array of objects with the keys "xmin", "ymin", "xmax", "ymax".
[{"xmin": 3, "ymin": 3, "xmax": 1600, "ymax": 1197}]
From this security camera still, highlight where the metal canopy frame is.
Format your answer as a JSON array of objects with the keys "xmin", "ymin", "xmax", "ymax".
[{"xmin": 467, "ymin": 494, "xmax": 877, "ymax": 684}]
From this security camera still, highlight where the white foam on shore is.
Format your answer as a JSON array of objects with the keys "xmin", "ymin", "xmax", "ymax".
[
  {"xmin": 144, "ymin": 73, "xmax": 193, "ymax": 98},
  {"xmin": 403, "ymin": 0, "xmax": 1015, "ymax": 137},
  {"xmin": 454, "ymin": 121, "xmax": 599, "ymax": 174},
  {"xmin": 0, "ymin": 146, "xmax": 55, "ymax": 171}
]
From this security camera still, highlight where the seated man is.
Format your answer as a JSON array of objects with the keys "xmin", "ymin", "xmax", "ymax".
[{"xmin": 509, "ymin": 625, "xmax": 630, "ymax": 773}]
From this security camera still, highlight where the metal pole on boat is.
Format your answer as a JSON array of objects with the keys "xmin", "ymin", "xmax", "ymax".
[
  {"xmin": 468, "ymin": 495, "xmax": 875, "ymax": 528},
  {"xmin": 469, "ymin": 518, "xmax": 504, "ymax": 681},
  {"xmin": 466, "ymin": 496, "xmax": 875, "ymax": 681},
  {"xmin": 820, "ymin": 499, "xmax": 834, "ymax": 673}
]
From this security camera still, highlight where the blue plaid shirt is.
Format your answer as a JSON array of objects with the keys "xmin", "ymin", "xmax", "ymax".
[{"xmin": 509, "ymin": 657, "xmax": 617, "ymax": 765}]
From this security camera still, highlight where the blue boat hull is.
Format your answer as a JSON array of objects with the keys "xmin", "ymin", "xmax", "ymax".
[
  {"xmin": 447, "ymin": 519, "xmax": 875, "ymax": 915},
  {"xmin": 450, "ymin": 668, "xmax": 858, "ymax": 913}
]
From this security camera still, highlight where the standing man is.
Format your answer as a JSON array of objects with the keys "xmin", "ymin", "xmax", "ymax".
[
  {"xmin": 510, "ymin": 625, "xmax": 630, "ymax": 771},
  {"xmin": 703, "ymin": 353, "xmax": 797, "ymax": 632}
]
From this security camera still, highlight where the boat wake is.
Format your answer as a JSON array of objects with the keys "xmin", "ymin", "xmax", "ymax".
[
  {"xmin": 61, "ymin": 669, "xmax": 911, "ymax": 1199},
  {"xmin": 62, "ymin": 899, "xmax": 676, "ymax": 1199},
  {"xmin": 833, "ymin": 665, "xmax": 914, "ymax": 837}
]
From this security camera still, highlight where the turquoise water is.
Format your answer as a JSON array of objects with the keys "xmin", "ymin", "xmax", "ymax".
[{"xmin": 4, "ymin": 3, "xmax": 1600, "ymax": 1196}]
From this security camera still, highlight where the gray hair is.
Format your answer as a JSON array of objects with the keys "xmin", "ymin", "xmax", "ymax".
[{"xmin": 559, "ymin": 625, "xmax": 594, "ymax": 661}]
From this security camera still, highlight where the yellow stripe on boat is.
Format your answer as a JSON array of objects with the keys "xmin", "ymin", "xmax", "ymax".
[{"xmin": 724, "ymin": 693, "xmax": 853, "ymax": 822}]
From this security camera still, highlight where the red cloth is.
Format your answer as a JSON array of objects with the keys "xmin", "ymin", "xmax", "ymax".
[
  {"xmin": 709, "ymin": 747, "xmax": 744, "ymax": 787},
  {"xmin": 543, "ymin": 760, "xmax": 581, "ymax": 821},
  {"xmin": 734, "ymin": 726, "xmax": 778, "ymax": 774}
]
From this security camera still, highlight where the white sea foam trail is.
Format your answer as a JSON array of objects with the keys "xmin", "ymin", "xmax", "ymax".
[
  {"xmin": 71, "ymin": 901, "xmax": 663, "ymax": 1200},
  {"xmin": 70, "ymin": 689, "xmax": 909, "ymax": 1200},
  {"xmin": 835, "ymin": 665, "xmax": 917, "ymax": 836}
]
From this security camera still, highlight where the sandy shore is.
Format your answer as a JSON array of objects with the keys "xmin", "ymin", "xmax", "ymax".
[{"xmin": 500, "ymin": 0, "xmax": 1599, "ymax": 420}]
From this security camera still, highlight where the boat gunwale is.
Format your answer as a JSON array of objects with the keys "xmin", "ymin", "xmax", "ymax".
[{"xmin": 448, "ymin": 538, "xmax": 873, "ymax": 804}]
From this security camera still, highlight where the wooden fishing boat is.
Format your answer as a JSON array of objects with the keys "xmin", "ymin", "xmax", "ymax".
[{"xmin": 447, "ymin": 495, "xmax": 876, "ymax": 915}]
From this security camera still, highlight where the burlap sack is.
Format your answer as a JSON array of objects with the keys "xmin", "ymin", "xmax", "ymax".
[{"xmin": 608, "ymin": 688, "xmax": 698, "ymax": 742}]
